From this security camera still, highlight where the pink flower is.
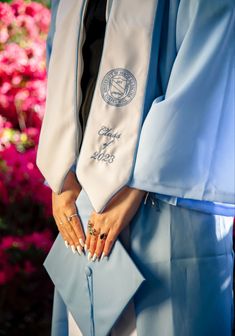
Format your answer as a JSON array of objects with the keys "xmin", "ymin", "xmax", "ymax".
[
  {"xmin": 0, "ymin": 231, "xmax": 53, "ymax": 255},
  {"xmin": 25, "ymin": 3, "xmax": 50, "ymax": 33},
  {"xmin": 24, "ymin": 230, "xmax": 53, "ymax": 252},
  {"xmin": 0, "ymin": 3, "xmax": 15, "ymax": 27},
  {"xmin": 0, "ymin": 27, "xmax": 9, "ymax": 44},
  {"xmin": 0, "ymin": 43, "xmax": 28, "ymax": 77},
  {"xmin": 0, "ymin": 143, "xmax": 52, "ymax": 215},
  {"xmin": 15, "ymin": 14, "xmax": 39, "ymax": 39},
  {"xmin": 0, "ymin": 39, "xmax": 47, "ymax": 127},
  {"xmin": 0, "ymin": 115, "xmax": 12, "ymax": 129},
  {"xmin": 24, "ymin": 127, "xmax": 39, "ymax": 144},
  {"xmin": 0, "ymin": 236, "xmax": 26, "ymax": 250},
  {"xmin": 10, "ymin": 0, "xmax": 26, "ymax": 17}
]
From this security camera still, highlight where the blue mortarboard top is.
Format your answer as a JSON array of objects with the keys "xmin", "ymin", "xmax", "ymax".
[{"xmin": 43, "ymin": 189, "xmax": 145, "ymax": 336}]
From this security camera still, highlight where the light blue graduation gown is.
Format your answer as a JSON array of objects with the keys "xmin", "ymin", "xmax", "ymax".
[
  {"xmin": 43, "ymin": 0, "xmax": 235, "ymax": 335},
  {"xmin": 46, "ymin": 189, "xmax": 234, "ymax": 336}
]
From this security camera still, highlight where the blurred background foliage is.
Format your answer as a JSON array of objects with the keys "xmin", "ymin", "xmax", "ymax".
[
  {"xmin": 0, "ymin": 0, "xmax": 50, "ymax": 8},
  {"xmin": 0, "ymin": 1, "xmax": 55, "ymax": 335}
]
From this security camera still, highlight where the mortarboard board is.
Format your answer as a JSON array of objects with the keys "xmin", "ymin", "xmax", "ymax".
[{"xmin": 43, "ymin": 188, "xmax": 145, "ymax": 336}]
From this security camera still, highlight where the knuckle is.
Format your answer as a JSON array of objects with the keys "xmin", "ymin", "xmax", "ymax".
[
  {"xmin": 107, "ymin": 237, "xmax": 114, "ymax": 245},
  {"xmin": 70, "ymin": 231, "xmax": 76, "ymax": 240},
  {"xmin": 73, "ymin": 222, "xmax": 82, "ymax": 233},
  {"xmin": 73, "ymin": 217, "xmax": 81, "ymax": 226},
  {"xmin": 103, "ymin": 215, "xmax": 110, "ymax": 225},
  {"xmin": 63, "ymin": 199, "xmax": 73, "ymax": 208},
  {"xmin": 90, "ymin": 240, "xmax": 97, "ymax": 248},
  {"xmin": 90, "ymin": 246, "xmax": 95, "ymax": 252},
  {"xmin": 65, "ymin": 227, "xmax": 71, "ymax": 235}
]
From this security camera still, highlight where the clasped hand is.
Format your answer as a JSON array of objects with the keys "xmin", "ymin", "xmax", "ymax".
[{"xmin": 52, "ymin": 171, "xmax": 146, "ymax": 260}]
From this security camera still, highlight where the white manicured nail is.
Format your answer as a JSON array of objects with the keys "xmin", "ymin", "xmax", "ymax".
[
  {"xmin": 71, "ymin": 245, "xmax": 76, "ymax": 254},
  {"xmin": 92, "ymin": 253, "xmax": 97, "ymax": 262},
  {"xmin": 101, "ymin": 252, "xmax": 107, "ymax": 261},
  {"xmin": 88, "ymin": 252, "xmax": 92, "ymax": 261},
  {"xmin": 65, "ymin": 241, "xmax": 69, "ymax": 248},
  {"xmin": 79, "ymin": 239, "xmax": 85, "ymax": 247},
  {"xmin": 76, "ymin": 245, "xmax": 82, "ymax": 255},
  {"xmin": 84, "ymin": 244, "xmax": 88, "ymax": 252}
]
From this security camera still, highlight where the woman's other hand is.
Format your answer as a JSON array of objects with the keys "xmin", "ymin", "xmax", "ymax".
[
  {"xmin": 52, "ymin": 171, "xmax": 85, "ymax": 255},
  {"xmin": 85, "ymin": 186, "xmax": 147, "ymax": 261}
]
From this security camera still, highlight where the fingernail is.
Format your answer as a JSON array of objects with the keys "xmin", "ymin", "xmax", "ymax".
[
  {"xmin": 101, "ymin": 252, "xmax": 107, "ymax": 261},
  {"xmin": 71, "ymin": 245, "xmax": 76, "ymax": 254},
  {"xmin": 88, "ymin": 252, "xmax": 92, "ymax": 261},
  {"xmin": 92, "ymin": 253, "xmax": 97, "ymax": 262},
  {"xmin": 79, "ymin": 239, "xmax": 85, "ymax": 248},
  {"xmin": 65, "ymin": 241, "xmax": 69, "ymax": 248},
  {"xmin": 84, "ymin": 244, "xmax": 88, "ymax": 252},
  {"xmin": 76, "ymin": 245, "xmax": 82, "ymax": 255}
]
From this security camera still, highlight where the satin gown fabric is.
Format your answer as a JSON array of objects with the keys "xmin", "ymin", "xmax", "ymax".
[
  {"xmin": 50, "ymin": 188, "xmax": 234, "ymax": 336},
  {"xmin": 42, "ymin": 0, "xmax": 235, "ymax": 334}
]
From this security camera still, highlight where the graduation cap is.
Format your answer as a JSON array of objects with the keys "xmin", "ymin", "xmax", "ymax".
[{"xmin": 43, "ymin": 189, "xmax": 145, "ymax": 336}]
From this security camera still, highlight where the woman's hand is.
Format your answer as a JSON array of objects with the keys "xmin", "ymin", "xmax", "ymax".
[
  {"xmin": 52, "ymin": 170, "xmax": 85, "ymax": 255},
  {"xmin": 85, "ymin": 186, "xmax": 147, "ymax": 261}
]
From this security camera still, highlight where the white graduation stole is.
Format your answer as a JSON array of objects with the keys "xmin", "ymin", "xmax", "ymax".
[
  {"xmin": 36, "ymin": 0, "xmax": 160, "ymax": 213},
  {"xmin": 77, "ymin": 0, "xmax": 160, "ymax": 212},
  {"xmin": 36, "ymin": 0, "xmax": 88, "ymax": 192}
]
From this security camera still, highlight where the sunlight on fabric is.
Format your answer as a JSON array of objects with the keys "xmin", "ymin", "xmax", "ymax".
[
  {"xmin": 221, "ymin": 276, "xmax": 232, "ymax": 291},
  {"xmin": 216, "ymin": 216, "xmax": 233, "ymax": 241}
]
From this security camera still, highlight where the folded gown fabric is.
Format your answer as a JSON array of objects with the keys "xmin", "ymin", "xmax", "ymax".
[
  {"xmin": 45, "ymin": 188, "xmax": 234, "ymax": 336},
  {"xmin": 67, "ymin": 297, "xmax": 138, "ymax": 336}
]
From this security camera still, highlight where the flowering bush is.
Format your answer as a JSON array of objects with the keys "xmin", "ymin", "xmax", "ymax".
[
  {"xmin": 0, "ymin": 0, "xmax": 49, "ymax": 128},
  {"xmin": 0, "ymin": 1, "xmax": 55, "ymax": 334}
]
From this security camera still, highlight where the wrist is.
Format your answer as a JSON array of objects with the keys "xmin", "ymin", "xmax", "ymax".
[
  {"xmin": 61, "ymin": 170, "xmax": 81, "ymax": 193},
  {"xmin": 127, "ymin": 185, "xmax": 147, "ymax": 197}
]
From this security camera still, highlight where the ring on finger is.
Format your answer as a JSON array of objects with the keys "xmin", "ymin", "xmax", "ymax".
[
  {"xmin": 67, "ymin": 213, "xmax": 78, "ymax": 222},
  {"xmin": 88, "ymin": 220, "xmax": 94, "ymax": 229},
  {"xmin": 99, "ymin": 233, "xmax": 108, "ymax": 240},
  {"xmin": 89, "ymin": 227, "xmax": 99, "ymax": 236}
]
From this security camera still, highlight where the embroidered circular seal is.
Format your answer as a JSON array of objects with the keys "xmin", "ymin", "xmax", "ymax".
[{"xmin": 101, "ymin": 68, "xmax": 137, "ymax": 107}]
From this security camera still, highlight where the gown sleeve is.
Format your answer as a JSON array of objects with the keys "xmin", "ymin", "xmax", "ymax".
[
  {"xmin": 45, "ymin": 0, "xmax": 61, "ymax": 71},
  {"xmin": 128, "ymin": 0, "xmax": 235, "ymax": 205}
]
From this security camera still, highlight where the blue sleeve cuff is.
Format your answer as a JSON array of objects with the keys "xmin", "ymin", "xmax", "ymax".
[{"xmin": 70, "ymin": 163, "xmax": 77, "ymax": 173}]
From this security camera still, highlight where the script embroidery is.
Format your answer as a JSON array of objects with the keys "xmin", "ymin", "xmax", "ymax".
[{"xmin": 90, "ymin": 126, "xmax": 121, "ymax": 164}]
